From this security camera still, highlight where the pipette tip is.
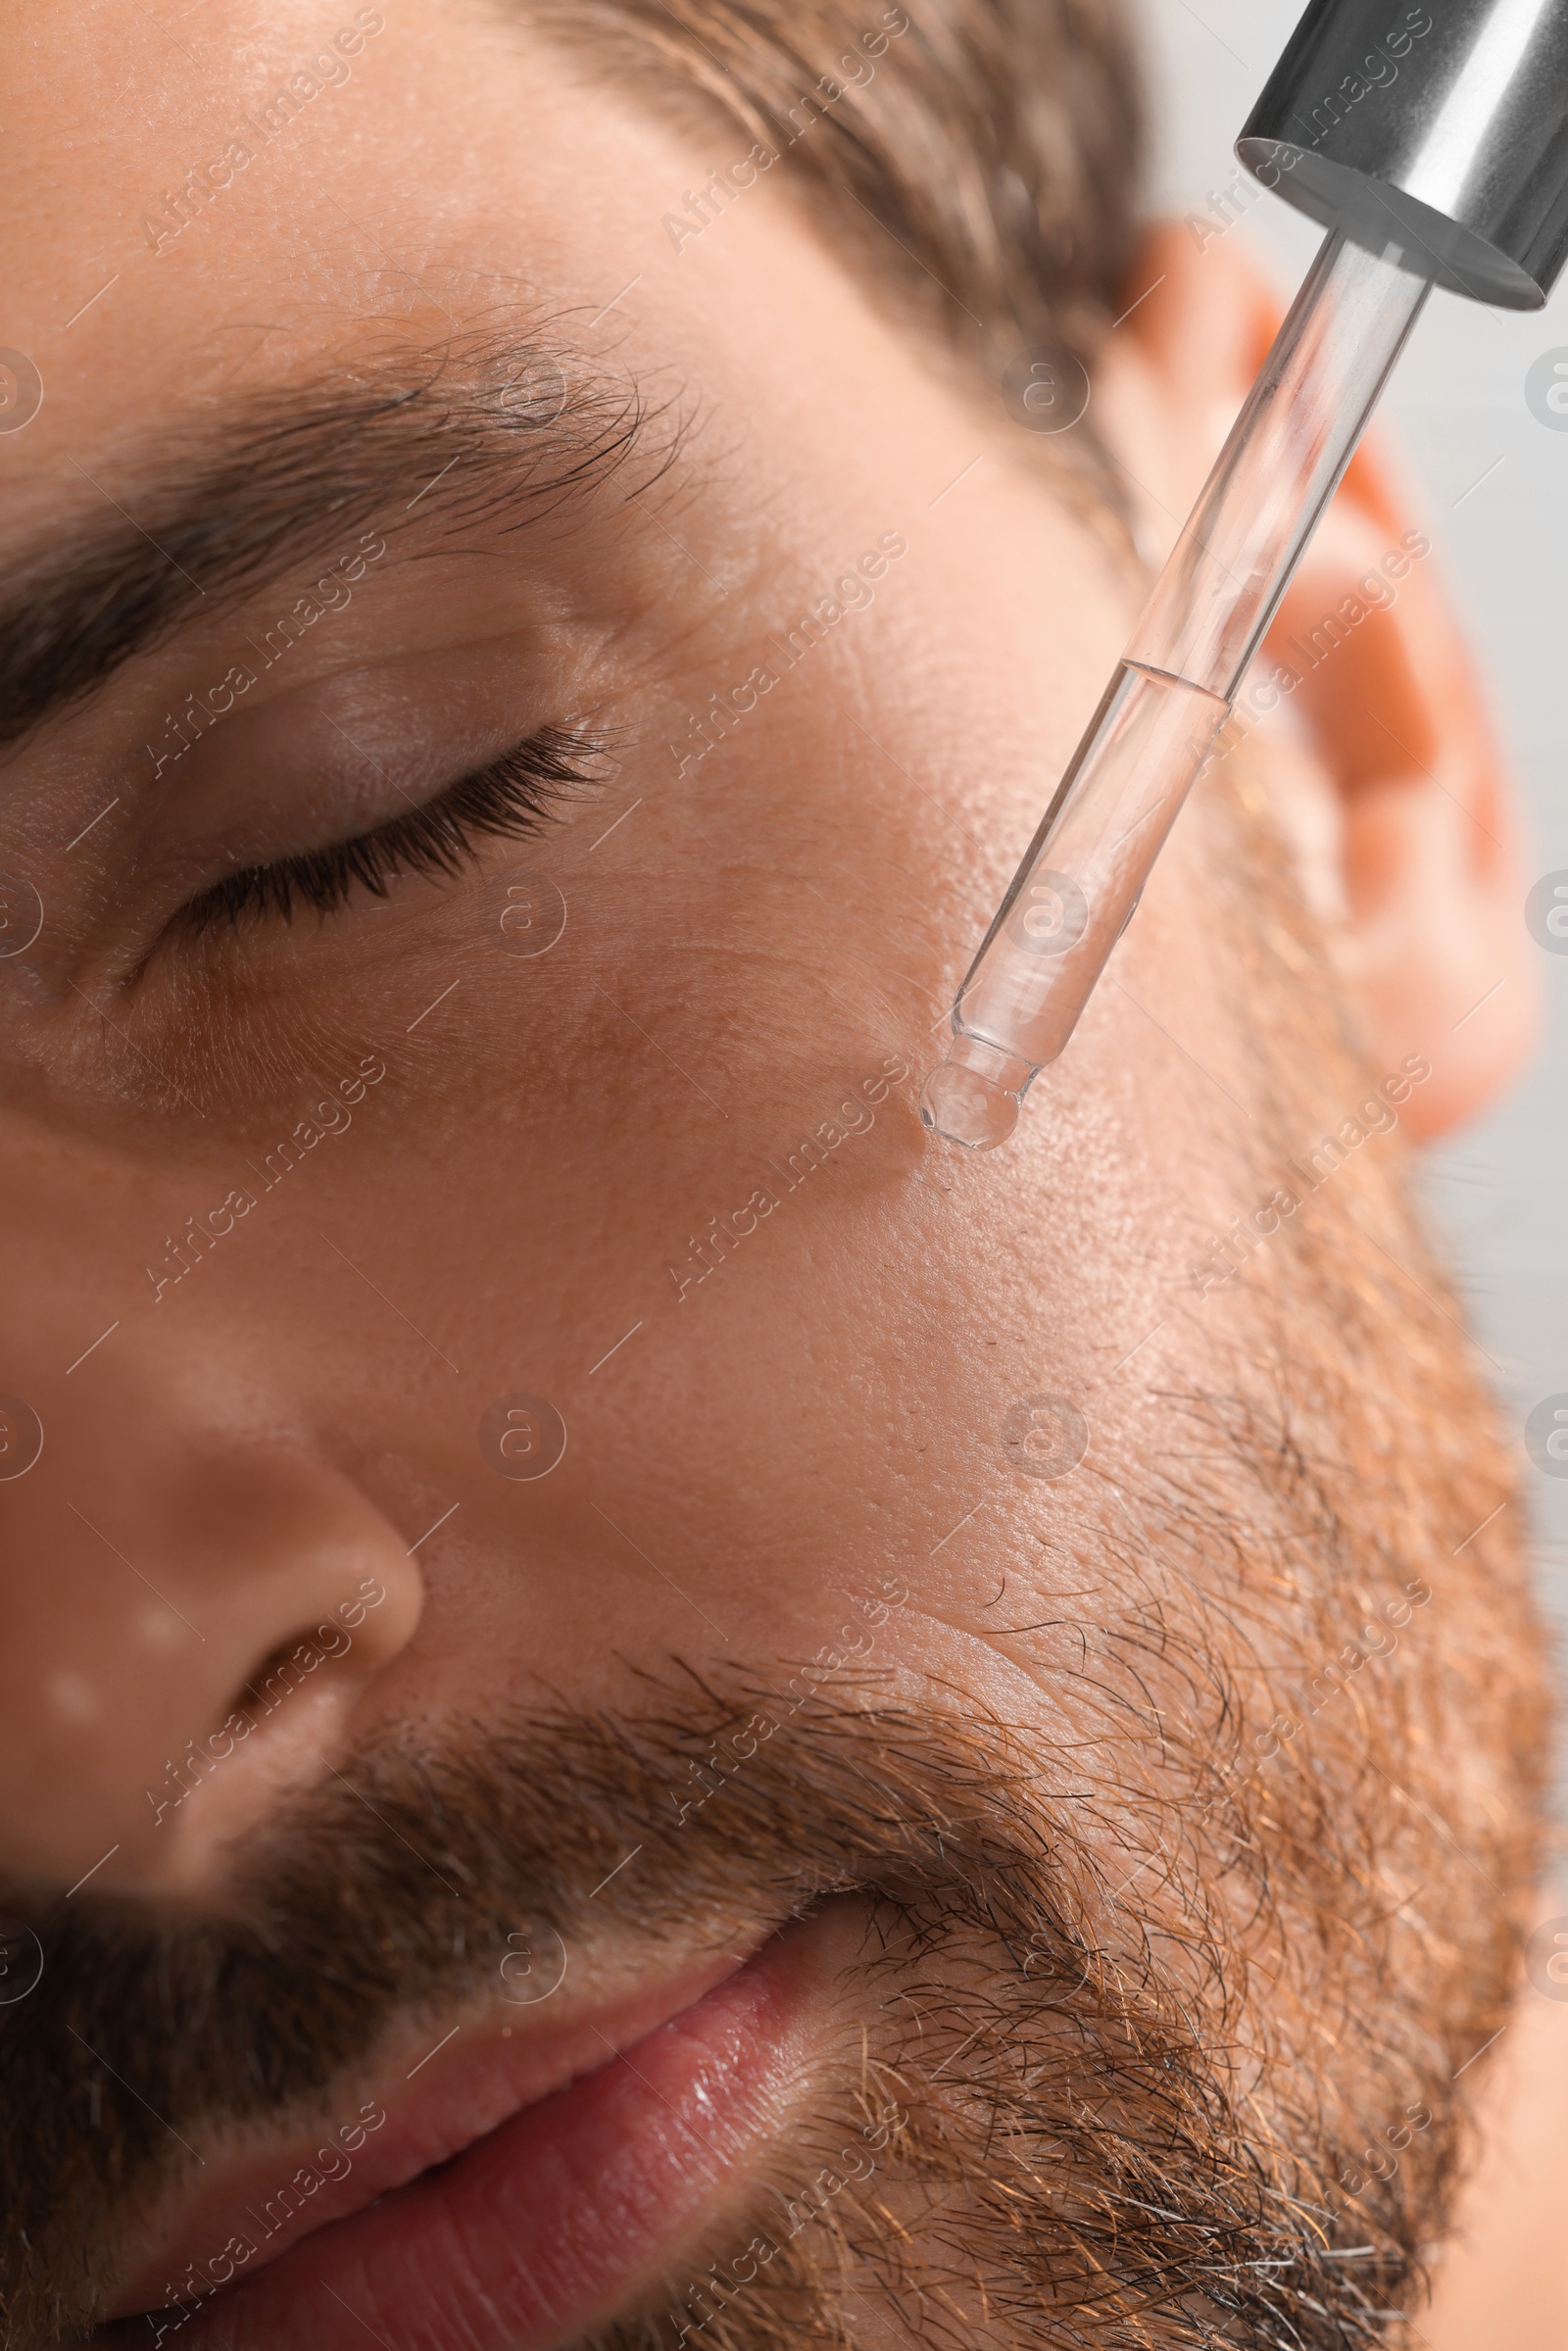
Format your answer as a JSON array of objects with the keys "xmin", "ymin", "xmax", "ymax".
[{"xmin": 918, "ymin": 1036, "xmax": 1031, "ymax": 1151}]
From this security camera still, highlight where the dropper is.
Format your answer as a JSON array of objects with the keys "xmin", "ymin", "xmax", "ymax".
[{"xmin": 922, "ymin": 0, "xmax": 1568, "ymax": 1151}]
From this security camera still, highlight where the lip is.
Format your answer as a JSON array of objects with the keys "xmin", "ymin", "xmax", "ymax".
[{"xmin": 97, "ymin": 1919, "xmax": 821, "ymax": 2350}]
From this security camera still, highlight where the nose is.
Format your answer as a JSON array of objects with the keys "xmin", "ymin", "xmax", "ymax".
[{"xmin": 0, "ymin": 1349, "xmax": 421, "ymax": 1895}]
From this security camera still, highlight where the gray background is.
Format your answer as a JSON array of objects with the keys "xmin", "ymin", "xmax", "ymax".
[{"xmin": 1139, "ymin": 0, "xmax": 1568, "ymax": 1705}]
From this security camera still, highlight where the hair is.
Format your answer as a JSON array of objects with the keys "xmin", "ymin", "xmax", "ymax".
[{"xmin": 529, "ymin": 0, "xmax": 1148, "ymax": 526}]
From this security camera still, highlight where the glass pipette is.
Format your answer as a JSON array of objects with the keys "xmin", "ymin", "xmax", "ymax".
[{"xmin": 920, "ymin": 227, "xmax": 1432, "ymax": 1151}]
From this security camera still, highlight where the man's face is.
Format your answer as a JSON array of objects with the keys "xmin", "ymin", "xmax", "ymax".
[{"xmin": 0, "ymin": 3, "xmax": 1546, "ymax": 2344}]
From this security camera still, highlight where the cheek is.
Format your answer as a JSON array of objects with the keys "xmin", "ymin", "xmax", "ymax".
[
  {"xmin": 38, "ymin": 143, "xmax": 1180, "ymax": 1748},
  {"xmin": 194, "ymin": 523, "xmax": 1174, "ymax": 1721}
]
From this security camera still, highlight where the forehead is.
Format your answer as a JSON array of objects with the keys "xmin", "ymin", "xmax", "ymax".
[
  {"xmin": 0, "ymin": 0, "xmax": 1126, "ymax": 770},
  {"xmin": 3, "ymin": 2, "xmax": 1012, "ymax": 560},
  {"xmin": 5, "ymin": 5, "xmax": 691, "ymax": 457}
]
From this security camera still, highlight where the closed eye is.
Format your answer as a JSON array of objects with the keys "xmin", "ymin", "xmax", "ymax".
[{"xmin": 172, "ymin": 723, "xmax": 607, "ymax": 936}]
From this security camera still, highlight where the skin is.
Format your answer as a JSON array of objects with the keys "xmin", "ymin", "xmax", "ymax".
[
  {"xmin": 0, "ymin": 0, "xmax": 1551, "ymax": 2339},
  {"xmin": 0, "ymin": 0, "xmax": 1250, "ymax": 1896}
]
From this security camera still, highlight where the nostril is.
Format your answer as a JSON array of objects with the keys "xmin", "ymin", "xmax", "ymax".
[
  {"xmin": 148, "ymin": 1580, "xmax": 395, "ymax": 1838},
  {"xmin": 235, "ymin": 1575, "xmax": 394, "ymax": 1728},
  {"xmin": 0, "ymin": 1413, "xmax": 422, "ymax": 1890},
  {"xmin": 236, "ymin": 1614, "xmax": 359, "ymax": 1728}
]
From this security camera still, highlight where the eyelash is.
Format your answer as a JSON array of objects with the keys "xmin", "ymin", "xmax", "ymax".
[{"xmin": 175, "ymin": 723, "xmax": 606, "ymax": 935}]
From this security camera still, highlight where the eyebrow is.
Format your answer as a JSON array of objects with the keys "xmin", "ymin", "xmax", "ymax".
[{"xmin": 0, "ymin": 333, "xmax": 663, "ymax": 751}]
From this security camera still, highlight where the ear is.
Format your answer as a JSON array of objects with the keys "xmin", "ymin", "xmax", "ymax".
[{"xmin": 1103, "ymin": 220, "xmax": 1540, "ymax": 1140}]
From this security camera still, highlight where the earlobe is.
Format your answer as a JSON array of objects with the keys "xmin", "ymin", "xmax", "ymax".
[{"xmin": 1107, "ymin": 222, "xmax": 1540, "ymax": 1138}]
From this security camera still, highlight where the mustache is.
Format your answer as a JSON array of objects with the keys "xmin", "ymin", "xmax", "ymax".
[
  {"xmin": 0, "ymin": 1632, "xmax": 1511, "ymax": 2351},
  {"xmin": 2, "ymin": 1660, "xmax": 1084, "ymax": 2336}
]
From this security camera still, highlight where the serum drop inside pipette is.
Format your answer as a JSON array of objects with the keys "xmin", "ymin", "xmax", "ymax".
[
  {"xmin": 921, "ymin": 0, "xmax": 1568, "ymax": 1151},
  {"xmin": 920, "ymin": 228, "xmax": 1433, "ymax": 1150}
]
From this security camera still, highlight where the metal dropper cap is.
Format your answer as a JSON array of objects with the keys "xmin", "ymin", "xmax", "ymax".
[{"xmin": 1237, "ymin": 0, "xmax": 1568, "ymax": 308}]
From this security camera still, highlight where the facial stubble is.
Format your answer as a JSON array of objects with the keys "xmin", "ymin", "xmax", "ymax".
[{"xmin": 5, "ymin": 764, "xmax": 1549, "ymax": 2351}]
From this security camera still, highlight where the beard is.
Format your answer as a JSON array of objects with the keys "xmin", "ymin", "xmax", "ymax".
[
  {"xmin": 2, "ymin": 769, "xmax": 1550, "ymax": 2351},
  {"xmin": 7, "ymin": 1524, "xmax": 1545, "ymax": 2346}
]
